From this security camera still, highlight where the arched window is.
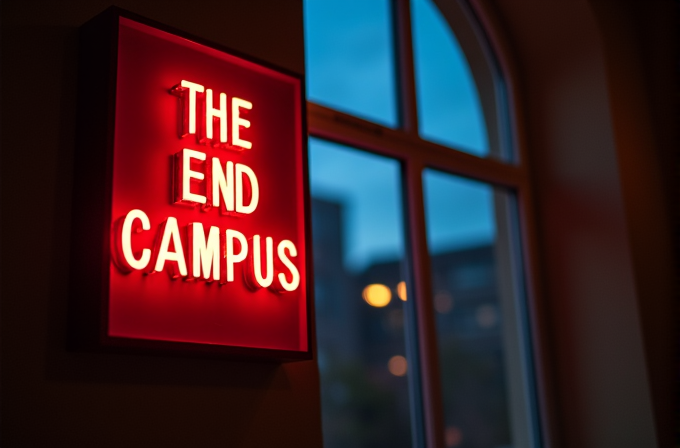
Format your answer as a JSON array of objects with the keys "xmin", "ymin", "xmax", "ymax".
[{"xmin": 304, "ymin": 1, "xmax": 539, "ymax": 447}]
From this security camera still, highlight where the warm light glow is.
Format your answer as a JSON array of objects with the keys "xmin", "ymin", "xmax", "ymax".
[
  {"xmin": 397, "ymin": 281, "xmax": 407, "ymax": 301},
  {"xmin": 211, "ymin": 158, "xmax": 234, "ymax": 212},
  {"xmin": 224, "ymin": 229, "xmax": 247, "ymax": 282},
  {"xmin": 277, "ymin": 240, "xmax": 300, "ymax": 291},
  {"xmin": 388, "ymin": 355, "xmax": 408, "ymax": 376},
  {"xmin": 235, "ymin": 163, "xmax": 259, "ymax": 214},
  {"xmin": 445, "ymin": 427, "xmax": 463, "ymax": 447},
  {"xmin": 362, "ymin": 284, "xmax": 391, "ymax": 307},
  {"xmin": 120, "ymin": 209, "xmax": 151, "ymax": 271},
  {"xmin": 205, "ymin": 89, "xmax": 227, "ymax": 144},
  {"xmin": 434, "ymin": 291, "xmax": 453, "ymax": 314},
  {"xmin": 180, "ymin": 148, "xmax": 207, "ymax": 205},
  {"xmin": 152, "ymin": 217, "xmax": 187, "ymax": 278},
  {"xmin": 180, "ymin": 80, "xmax": 204, "ymax": 135},
  {"xmin": 232, "ymin": 97, "xmax": 252, "ymax": 149},
  {"xmin": 189, "ymin": 222, "xmax": 220, "ymax": 281},
  {"xmin": 251, "ymin": 235, "xmax": 274, "ymax": 288}
]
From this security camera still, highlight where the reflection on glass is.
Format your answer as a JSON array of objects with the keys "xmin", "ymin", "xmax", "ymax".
[
  {"xmin": 423, "ymin": 169, "xmax": 512, "ymax": 448},
  {"xmin": 310, "ymin": 138, "xmax": 411, "ymax": 448},
  {"xmin": 304, "ymin": 0, "xmax": 398, "ymax": 127},
  {"xmin": 412, "ymin": 0, "xmax": 489, "ymax": 156}
]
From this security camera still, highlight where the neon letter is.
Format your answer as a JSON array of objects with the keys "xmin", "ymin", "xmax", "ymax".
[
  {"xmin": 171, "ymin": 80, "xmax": 205, "ymax": 136},
  {"xmin": 205, "ymin": 89, "xmax": 227, "ymax": 145},
  {"xmin": 188, "ymin": 223, "xmax": 220, "ymax": 282},
  {"xmin": 117, "ymin": 209, "xmax": 151, "ymax": 271},
  {"xmin": 175, "ymin": 148, "xmax": 207, "ymax": 205},
  {"xmin": 246, "ymin": 235, "xmax": 274, "ymax": 289},
  {"xmin": 276, "ymin": 240, "xmax": 300, "ymax": 292},
  {"xmin": 151, "ymin": 217, "xmax": 187, "ymax": 278},
  {"xmin": 235, "ymin": 163, "xmax": 259, "ymax": 214},
  {"xmin": 211, "ymin": 158, "xmax": 234, "ymax": 213},
  {"xmin": 232, "ymin": 97, "xmax": 252, "ymax": 150},
  {"xmin": 224, "ymin": 229, "xmax": 248, "ymax": 283}
]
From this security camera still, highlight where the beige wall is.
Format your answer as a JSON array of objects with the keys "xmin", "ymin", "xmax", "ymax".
[{"xmin": 1, "ymin": 1, "xmax": 323, "ymax": 447}]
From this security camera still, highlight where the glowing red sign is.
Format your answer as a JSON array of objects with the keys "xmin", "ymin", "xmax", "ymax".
[{"xmin": 72, "ymin": 10, "xmax": 310, "ymax": 359}]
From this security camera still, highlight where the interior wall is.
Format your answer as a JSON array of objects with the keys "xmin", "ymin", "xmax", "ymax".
[
  {"xmin": 484, "ymin": 0, "xmax": 676, "ymax": 447},
  {"xmin": 1, "ymin": 1, "xmax": 323, "ymax": 447},
  {"xmin": 588, "ymin": 3, "xmax": 678, "ymax": 446}
]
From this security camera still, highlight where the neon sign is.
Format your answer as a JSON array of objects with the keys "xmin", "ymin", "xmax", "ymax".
[{"xmin": 71, "ymin": 8, "xmax": 311, "ymax": 359}]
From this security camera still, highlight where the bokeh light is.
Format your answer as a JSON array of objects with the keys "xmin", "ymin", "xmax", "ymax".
[
  {"xmin": 362, "ymin": 284, "xmax": 392, "ymax": 307},
  {"xmin": 388, "ymin": 355, "xmax": 408, "ymax": 376},
  {"xmin": 396, "ymin": 281, "xmax": 407, "ymax": 301}
]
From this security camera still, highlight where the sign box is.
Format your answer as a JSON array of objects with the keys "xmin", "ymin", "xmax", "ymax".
[{"xmin": 70, "ymin": 8, "xmax": 312, "ymax": 360}]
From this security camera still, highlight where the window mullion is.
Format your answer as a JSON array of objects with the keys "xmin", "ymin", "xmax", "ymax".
[
  {"xmin": 393, "ymin": 0, "xmax": 419, "ymax": 134},
  {"xmin": 403, "ymin": 157, "xmax": 445, "ymax": 448}
]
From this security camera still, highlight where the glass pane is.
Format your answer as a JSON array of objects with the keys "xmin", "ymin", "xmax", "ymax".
[
  {"xmin": 412, "ymin": 0, "xmax": 489, "ymax": 156},
  {"xmin": 310, "ymin": 138, "xmax": 412, "ymax": 448},
  {"xmin": 423, "ymin": 169, "xmax": 534, "ymax": 448},
  {"xmin": 304, "ymin": 0, "xmax": 398, "ymax": 127}
]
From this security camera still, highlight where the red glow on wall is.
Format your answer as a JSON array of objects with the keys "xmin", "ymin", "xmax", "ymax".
[{"xmin": 102, "ymin": 17, "xmax": 308, "ymax": 355}]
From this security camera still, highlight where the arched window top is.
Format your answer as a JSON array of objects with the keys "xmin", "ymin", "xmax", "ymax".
[
  {"xmin": 304, "ymin": 0, "xmax": 508, "ymax": 161},
  {"xmin": 411, "ymin": 0, "xmax": 489, "ymax": 156}
]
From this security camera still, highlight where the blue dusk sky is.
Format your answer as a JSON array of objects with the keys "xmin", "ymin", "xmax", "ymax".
[{"xmin": 304, "ymin": 0, "xmax": 495, "ymax": 271}]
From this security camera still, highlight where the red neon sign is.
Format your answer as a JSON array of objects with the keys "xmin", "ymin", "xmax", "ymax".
[{"xmin": 72, "ymin": 10, "xmax": 310, "ymax": 359}]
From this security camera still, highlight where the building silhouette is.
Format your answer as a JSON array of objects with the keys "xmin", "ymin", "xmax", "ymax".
[{"xmin": 313, "ymin": 197, "xmax": 513, "ymax": 448}]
